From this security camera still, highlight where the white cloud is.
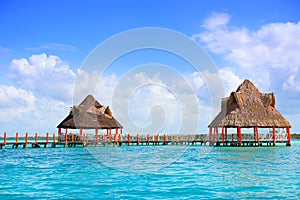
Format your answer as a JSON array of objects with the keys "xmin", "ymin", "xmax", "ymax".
[
  {"xmin": 10, "ymin": 53, "xmax": 76, "ymax": 101},
  {"xmin": 283, "ymin": 67, "xmax": 300, "ymax": 92},
  {"xmin": 218, "ymin": 67, "xmax": 243, "ymax": 96},
  {"xmin": 0, "ymin": 84, "xmax": 70, "ymax": 135},
  {"xmin": 193, "ymin": 12, "xmax": 300, "ymax": 93}
]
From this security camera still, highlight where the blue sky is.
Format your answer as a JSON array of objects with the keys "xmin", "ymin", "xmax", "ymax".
[{"xmin": 0, "ymin": 0, "xmax": 300, "ymax": 135}]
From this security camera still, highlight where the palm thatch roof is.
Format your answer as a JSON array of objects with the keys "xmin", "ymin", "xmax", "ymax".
[
  {"xmin": 208, "ymin": 79, "xmax": 291, "ymax": 128},
  {"xmin": 57, "ymin": 95, "xmax": 123, "ymax": 129}
]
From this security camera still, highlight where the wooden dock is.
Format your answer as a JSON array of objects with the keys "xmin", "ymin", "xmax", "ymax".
[{"xmin": 0, "ymin": 132, "xmax": 291, "ymax": 149}]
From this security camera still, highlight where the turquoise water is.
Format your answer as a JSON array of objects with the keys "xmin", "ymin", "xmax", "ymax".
[{"xmin": 0, "ymin": 141, "xmax": 299, "ymax": 199}]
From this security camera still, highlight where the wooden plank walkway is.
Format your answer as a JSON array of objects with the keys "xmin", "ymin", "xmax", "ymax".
[{"xmin": 0, "ymin": 139, "xmax": 291, "ymax": 149}]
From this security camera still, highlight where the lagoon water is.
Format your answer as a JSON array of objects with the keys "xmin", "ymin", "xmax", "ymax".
[{"xmin": 0, "ymin": 141, "xmax": 299, "ymax": 199}]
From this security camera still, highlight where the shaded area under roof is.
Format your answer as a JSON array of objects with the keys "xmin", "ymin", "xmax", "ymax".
[
  {"xmin": 57, "ymin": 95, "xmax": 123, "ymax": 129},
  {"xmin": 208, "ymin": 79, "xmax": 291, "ymax": 128}
]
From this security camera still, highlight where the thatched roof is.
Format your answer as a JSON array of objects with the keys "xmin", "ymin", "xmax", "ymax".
[
  {"xmin": 208, "ymin": 80, "xmax": 291, "ymax": 128},
  {"xmin": 57, "ymin": 95, "xmax": 123, "ymax": 129}
]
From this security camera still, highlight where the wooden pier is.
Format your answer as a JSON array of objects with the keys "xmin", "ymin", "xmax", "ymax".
[{"xmin": 0, "ymin": 132, "xmax": 291, "ymax": 149}]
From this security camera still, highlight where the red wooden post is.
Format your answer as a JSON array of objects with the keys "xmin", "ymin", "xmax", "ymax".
[
  {"xmin": 16, "ymin": 132, "xmax": 19, "ymax": 143},
  {"xmin": 127, "ymin": 134, "xmax": 130, "ymax": 146},
  {"xmin": 109, "ymin": 128, "xmax": 112, "ymax": 142},
  {"xmin": 95, "ymin": 128, "xmax": 99, "ymax": 145},
  {"xmin": 114, "ymin": 132, "xmax": 117, "ymax": 145},
  {"xmin": 79, "ymin": 128, "xmax": 83, "ymax": 141},
  {"xmin": 272, "ymin": 126, "xmax": 276, "ymax": 145},
  {"xmin": 35, "ymin": 132, "xmax": 38, "ymax": 143},
  {"xmin": 222, "ymin": 127, "xmax": 225, "ymax": 142},
  {"xmin": 237, "ymin": 126, "xmax": 242, "ymax": 142},
  {"xmin": 209, "ymin": 127, "xmax": 212, "ymax": 143},
  {"xmin": 25, "ymin": 132, "xmax": 29, "ymax": 145},
  {"xmin": 146, "ymin": 134, "xmax": 150, "ymax": 145},
  {"xmin": 58, "ymin": 128, "xmax": 61, "ymax": 142},
  {"xmin": 4, "ymin": 132, "xmax": 6, "ymax": 146},
  {"xmin": 286, "ymin": 127, "xmax": 291, "ymax": 145},
  {"xmin": 136, "ymin": 134, "xmax": 139, "ymax": 145},
  {"xmin": 46, "ymin": 132, "xmax": 49, "ymax": 144},
  {"xmin": 214, "ymin": 127, "xmax": 218, "ymax": 142}
]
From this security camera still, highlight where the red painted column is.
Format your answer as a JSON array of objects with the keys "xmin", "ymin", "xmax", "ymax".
[
  {"xmin": 16, "ymin": 132, "xmax": 19, "ymax": 143},
  {"xmin": 95, "ymin": 128, "xmax": 99, "ymax": 145},
  {"xmin": 254, "ymin": 127, "xmax": 259, "ymax": 142},
  {"xmin": 46, "ymin": 132, "xmax": 49, "ymax": 144},
  {"xmin": 109, "ymin": 128, "xmax": 112, "ymax": 142},
  {"xmin": 237, "ymin": 126, "xmax": 242, "ymax": 142},
  {"xmin": 136, "ymin": 134, "xmax": 139, "ymax": 145},
  {"xmin": 3, "ymin": 132, "xmax": 6, "ymax": 146},
  {"xmin": 222, "ymin": 127, "xmax": 225, "ymax": 142},
  {"xmin": 272, "ymin": 127, "xmax": 276, "ymax": 145},
  {"xmin": 127, "ymin": 134, "xmax": 130, "ymax": 146},
  {"xmin": 79, "ymin": 128, "xmax": 83, "ymax": 141},
  {"xmin": 35, "ymin": 132, "xmax": 38, "ymax": 143},
  {"xmin": 214, "ymin": 127, "xmax": 218, "ymax": 142},
  {"xmin": 209, "ymin": 127, "xmax": 213, "ymax": 145},
  {"xmin": 58, "ymin": 128, "xmax": 61, "ymax": 142},
  {"xmin": 286, "ymin": 127, "xmax": 291, "ymax": 144},
  {"xmin": 25, "ymin": 132, "xmax": 29, "ymax": 145}
]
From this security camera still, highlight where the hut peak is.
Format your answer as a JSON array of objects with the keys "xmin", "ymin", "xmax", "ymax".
[
  {"xmin": 236, "ymin": 79, "xmax": 260, "ymax": 95},
  {"xmin": 208, "ymin": 79, "xmax": 291, "ymax": 128},
  {"xmin": 57, "ymin": 95, "xmax": 123, "ymax": 129}
]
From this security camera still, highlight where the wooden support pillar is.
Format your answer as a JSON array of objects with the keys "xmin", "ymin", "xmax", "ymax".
[
  {"xmin": 237, "ymin": 126, "xmax": 242, "ymax": 143},
  {"xmin": 163, "ymin": 134, "xmax": 167, "ymax": 145},
  {"xmin": 286, "ymin": 127, "xmax": 291, "ymax": 146},
  {"xmin": 25, "ymin": 132, "xmax": 29, "ymax": 146},
  {"xmin": 136, "ymin": 134, "xmax": 139, "ymax": 146},
  {"xmin": 79, "ymin": 128, "xmax": 83, "ymax": 141},
  {"xmin": 222, "ymin": 127, "xmax": 225, "ymax": 143},
  {"xmin": 16, "ymin": 132, "xmax": 19, "ymax": 143},
  {"xmin": 95, "ymin": 128, "xmax": 99, "ymax": 145},
  {"xmin": 146, "ymin": 134, "xmax": 150, "ymax": 146},
  {"xmin": 272, "ymin": 127, "xmax": 276, "ymax": 146},
  {"xmin": 46, "ymin": 132, "xmax": 49, "ymax": 144},
  {"xmin": 53, "ymin": 133, "xmax": 56, "ymax": 144},
  {"xmin": 58, "ymin": 128, "xmax": 61, "ymax": 142},
  {"xmin": 109, "ymin": 128, "xmax": 112, "ymax": 142},
  {"xmin": 209, "ymin": 127, "xmax": 212, "ymax": 144},
  {"xmin": 3, "ymin": 132, "xmax": 6, "ymax": 146},
  {"xmin": 35, "ymin": 132, "xmax": 38, "ymax": 143},
  {"xmin": 214, "ymin": 127, "xmax": 219, "ymax": 142},
  {"xmin": 127, "ymin": 134, "xmax": 130, "ymax": 146}
]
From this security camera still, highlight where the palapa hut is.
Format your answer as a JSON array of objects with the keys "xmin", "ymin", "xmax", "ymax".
[
  {"xmin": 57, "ymin": 95, "xmax": 123, "ymax": 142},
  {"xmin": 208, "ymin": 79, "xmax": 291, "ymax": 146}
]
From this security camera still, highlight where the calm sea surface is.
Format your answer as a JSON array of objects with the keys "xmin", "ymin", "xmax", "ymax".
[{"xmin": 0, "ymin": 141, "xmax": 299, "ymax": 199}]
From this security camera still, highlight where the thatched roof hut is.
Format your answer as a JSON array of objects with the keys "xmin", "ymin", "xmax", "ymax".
[
  {"xmin": 57, "ymin": 95, "xmax": 123, "ymax": 129},
  {"xmin": 209, "ymin": 79, "xmax": 291, "ymax": 128}
]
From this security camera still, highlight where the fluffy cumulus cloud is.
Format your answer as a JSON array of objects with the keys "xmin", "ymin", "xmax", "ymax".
[
  {"xmin": 193, "ymin": 12, "xmax": 300, "ymax": 92},
  {"xmin": 10, "ymin": 53, "xmax": 76, "ymax": 101},
  {"xmin": 0, "ymin": 53, "xmax": 77, "ymax": 135}
]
